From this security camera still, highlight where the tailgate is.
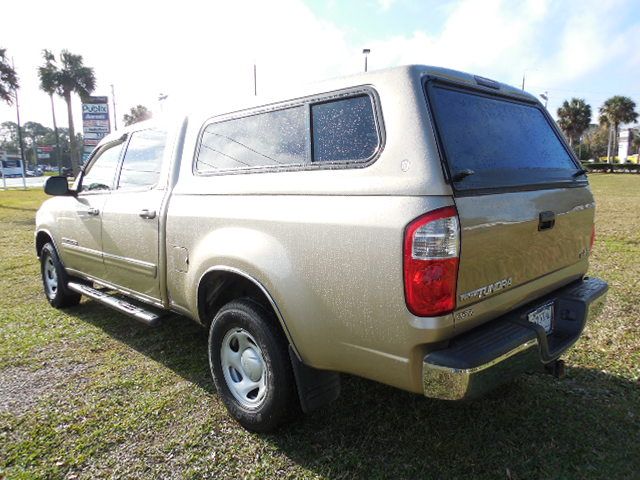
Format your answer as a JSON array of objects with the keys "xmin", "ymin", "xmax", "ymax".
[{"xmin": 455, "ymin": 187, "xmax": 594, "ymax": 308}]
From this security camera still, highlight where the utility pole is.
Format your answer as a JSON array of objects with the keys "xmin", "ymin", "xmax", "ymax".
[
  {"xmin": 363, "ymin": 48, "xmax": 370, "ymax": 72},
  {"xmin": 253, "ymin": 63, "xmax": 257, "ymax": 96},
  {"xmin": 1, "ymin": 149, "xmax": 6, "ymax": 190},
  {"xmin": 12, "ymin": 57, "xmax": 26, "ymax": 189},
  {"xmin": 158, "ymin": 93, "xmax": 168, "ymax": 113},
  {"xmin": 539, "ymin": 91, "xmax": 548, "ymax": 108},
  {"xmin": 111, "ymin": 84, "xmax": 118, "ymax": 131}
]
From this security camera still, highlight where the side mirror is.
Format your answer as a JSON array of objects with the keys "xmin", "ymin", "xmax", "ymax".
[{"xmin": 44, "ymin": 176, "xmax": 72, "ymax": 196}]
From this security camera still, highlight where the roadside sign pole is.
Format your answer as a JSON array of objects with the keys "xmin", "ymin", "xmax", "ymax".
[
  {"xmin": 82, "ymin": 96, "xmax": 111, "ymax": 164},
  {"xmin": 111, "ymin": 84, "xmax": 118, "ymax": 131},
  {"xmin": 12, "ymin": 57, "xmax": 27, "ymax": 189}
]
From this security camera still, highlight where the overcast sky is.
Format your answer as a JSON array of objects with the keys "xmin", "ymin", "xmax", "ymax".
[{"xmin": 1, "ymin": 0, "xmax": 639, "ymax": 133}]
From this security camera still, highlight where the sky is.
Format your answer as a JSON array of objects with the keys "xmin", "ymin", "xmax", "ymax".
[{"xmin": 1, "ymin": 0, "xmax": 639, "ymax": 135}]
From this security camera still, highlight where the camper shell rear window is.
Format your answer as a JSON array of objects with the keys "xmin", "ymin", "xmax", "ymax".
[{"xmin": 425, "ymin": 81, "xmax": 583, "ymax": 193}]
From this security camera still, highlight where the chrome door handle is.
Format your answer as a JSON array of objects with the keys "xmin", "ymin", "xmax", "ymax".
[
  {"xmin": 87, "ymin": 207, "xmax": 100, "ymax": 216},
  {"xmin": 139, "ymin": 209, "xmax": 157, "ymax": 219}
]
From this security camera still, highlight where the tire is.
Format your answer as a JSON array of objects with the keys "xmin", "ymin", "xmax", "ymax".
[
  {"xmin": 208, "ymin": 298, "xmax": 299, "ymax": 432},
  {"xmin": 40, "ymin": 242, "xmax": 81, "ymax": 308}
]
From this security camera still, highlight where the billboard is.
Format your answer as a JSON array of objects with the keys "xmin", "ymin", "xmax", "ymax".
[
  {"xmin": 36, "ymin": 145, "xmax": 54, "ymax": 160},
  {"xmin": 82, "ymin": 96, "xmax": 111, "ymax": 163}
]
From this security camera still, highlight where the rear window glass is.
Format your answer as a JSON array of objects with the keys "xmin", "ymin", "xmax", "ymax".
[
  {"xmin": 427, "ymin": 84, "xmax": 580, "ymax": 191},
  {"xmin": 196, "ymin": 106, "xmax": 309, "ymax": 172},
  {"xmin": 312, "ymin": 95, "xmax": 378, "ymax": 162}
]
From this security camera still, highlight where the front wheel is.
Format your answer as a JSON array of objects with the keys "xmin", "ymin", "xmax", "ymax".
[
  {"xmin": 40, "ymin": 242, "xmax": 81, "ymax": 308},
  {"xmin": 208, "ymin": 299, "xmax": 299, "ymax": 432}
]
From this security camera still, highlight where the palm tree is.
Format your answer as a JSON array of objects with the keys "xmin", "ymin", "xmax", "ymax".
[
  {"xmin": 599, "ymin": 96, "xmax": 638, "ymax": 163},
  {"xmin": 38, "ymin": 50, "xmax": 95, "ymax": 175},
  {"xmin": 0, "ymin": 48, "xmax": 19, "ymax": 105},
  {"xmin": 557, "ymin": 98, "xmax": 592, "ymax": 147}
]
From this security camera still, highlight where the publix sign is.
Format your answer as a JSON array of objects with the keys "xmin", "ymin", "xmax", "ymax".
[
  {"xmin": 81, "ymin": 96, "xmax": 111, "ymax": 163},
  {"xmin": 82, "ymin": 104, "xmax": 109, "ymax": 114}
]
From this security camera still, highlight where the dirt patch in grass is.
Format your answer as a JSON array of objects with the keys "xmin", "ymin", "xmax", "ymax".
[{"xmin": 0, "ymin": 360, "xmax": 91, "ymax": 417}]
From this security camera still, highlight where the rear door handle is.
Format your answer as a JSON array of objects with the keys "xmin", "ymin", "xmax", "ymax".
[
  {"xmin": 139, "ymin": 209, "xmax": 157, "ymax": 219},
  {"xmin": 538, "ymin": 211, "xmax": 555, "ymax": 231},
  {"xmin": 87, "ymin": 207, "xmax": 100, "ymax": 216}
]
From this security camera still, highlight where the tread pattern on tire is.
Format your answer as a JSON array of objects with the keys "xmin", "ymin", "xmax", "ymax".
[
  {"xmin": 41, "ymin": 242, "xmax": 81, "ymax": 309},
  {"xmin": 208, "ymin": 298, "xmax": 299, "ymax": 432}
]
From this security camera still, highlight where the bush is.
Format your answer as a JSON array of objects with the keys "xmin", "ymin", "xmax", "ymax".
[{"xmin": 582, "ymin": 162, "xmax": 640, "ymax": 173}]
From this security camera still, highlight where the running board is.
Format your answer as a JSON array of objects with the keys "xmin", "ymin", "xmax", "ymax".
[{"xmin": 68, "ymin": 282, "xmax": 163, "ymax": 326}]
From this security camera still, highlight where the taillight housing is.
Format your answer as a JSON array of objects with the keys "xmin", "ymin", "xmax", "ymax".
[{"xmin": 403, "ymin": 206, "xmax": 460, "ymax": 317}]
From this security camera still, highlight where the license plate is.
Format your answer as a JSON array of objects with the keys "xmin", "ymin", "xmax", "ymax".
[{"xmin": 528, "ymin": 302, "xmax": 554, "ymax": 334}]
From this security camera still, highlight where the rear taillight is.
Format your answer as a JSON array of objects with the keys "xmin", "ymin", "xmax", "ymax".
[
  {"xmin": 403, "ymin": 206, "xmax": 460, "ymax": 317},
  {"xmin": 590, "ymin": 225, "xmax": 596, "ymax": 252}
]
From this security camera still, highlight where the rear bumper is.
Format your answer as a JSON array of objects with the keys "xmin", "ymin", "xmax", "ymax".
[{"xmin": 422, "ymin": 277, "xmax": 607, "ymax": 400}]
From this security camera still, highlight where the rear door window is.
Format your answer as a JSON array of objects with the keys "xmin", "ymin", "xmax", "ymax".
[{"xmin": 427, "ymin": 83, "xmax": 581, "ymax": 192}]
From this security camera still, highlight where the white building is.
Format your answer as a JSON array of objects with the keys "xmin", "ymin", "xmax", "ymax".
[{"xmin": 618, "ymin": 125, "xmax": 640, "ymax": 163}]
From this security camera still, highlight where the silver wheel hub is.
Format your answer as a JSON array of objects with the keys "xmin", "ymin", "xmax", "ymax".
[
  {"xmin": 241, "ymin": 348, "xmax": 263, "ymax": 382},
  {"xmin": 220, "ymin": 328, "xmax": 267, "ymax": 408},
  {"xmin": 44, "ymin": 255, "xmax": 58, "ymax": 298}
]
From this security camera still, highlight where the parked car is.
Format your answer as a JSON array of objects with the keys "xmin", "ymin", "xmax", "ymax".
[
  {"xmin": 26, "ymin": 167, "xmax": 43, "ymax": 177},
  {"xmin": 35, "ymin": 65, "xmax": 607, "ymax": 432}
]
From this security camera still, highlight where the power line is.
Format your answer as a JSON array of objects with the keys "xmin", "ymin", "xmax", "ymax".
[{"xmin": 527, "ymin": 85, "xmax": 640, "ymax": 98}]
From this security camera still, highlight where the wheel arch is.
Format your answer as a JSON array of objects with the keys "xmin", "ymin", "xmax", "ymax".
[
  {"xmin": 196, "ymin": 266, "xmax": 301, "ymax": 359},
  {"xmin": 35, "ymin": 229, "xmax": 56, "ymax": 258}
]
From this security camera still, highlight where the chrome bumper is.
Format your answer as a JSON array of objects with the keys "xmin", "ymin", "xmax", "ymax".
[{"xmin": 423, "ymin": 277, "xmax": 608, "ymax": 401}]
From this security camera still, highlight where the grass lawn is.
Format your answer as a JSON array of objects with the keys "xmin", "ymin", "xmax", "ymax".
[{"xmin": 1, "ymin": 176, "xmax": 639, "ymax": 479}]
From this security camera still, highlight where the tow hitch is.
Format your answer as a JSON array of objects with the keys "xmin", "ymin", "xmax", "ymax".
[{"xmin": 545, "ymin": 359, "xmax": 566, "ymax": 379}]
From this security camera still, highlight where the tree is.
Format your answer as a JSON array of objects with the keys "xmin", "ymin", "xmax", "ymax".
[
  {"xmin": 23, "ymin": 122, "xmax": 52, "ymax": 167},
  {"xmin": 556, "ymin": 98, "xmax": 591, "ymax": 147},
  {"xmin": 23, "ymin": 121, "xmax": 50, "ymax": 144},
  {"xmin": 123, "ymin": 105, "xmax": 152, "ymax": 126},
  {"xmin": 0, "ymin": 48, "xmax": 19, "ymax": 105},
  {"xmin": 599, "ymin": 96, "xmax": 638, "ymax": 162},
  {"xmin": 579, "ymin": 125, "xmax": 609, "ymax": 160},
  {"xmin": 38, "ymin": 49, "xmax": 96, "ymax": 175},
  {"xmin": 0, "ymin": 121, "xmax": 19, "ymax": 151}
]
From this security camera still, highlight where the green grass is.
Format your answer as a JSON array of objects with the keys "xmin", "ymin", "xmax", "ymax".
[{"xmin": 1, "ymin": 176, "xmax": 639, "ymax": 479}]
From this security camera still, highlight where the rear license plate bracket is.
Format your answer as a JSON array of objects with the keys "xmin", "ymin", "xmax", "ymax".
[{"xmin": 528, "ymin": 301, "xmax": 554, "ymax": 334}]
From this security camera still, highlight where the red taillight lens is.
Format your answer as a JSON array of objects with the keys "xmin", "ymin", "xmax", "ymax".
[
  {"xmin": 404, "ymin": 206, "xmax": 460, "ymax": 317},
  {"xmin": 590, "ymin": 225, "xmax": 596, "ymax": 252}
]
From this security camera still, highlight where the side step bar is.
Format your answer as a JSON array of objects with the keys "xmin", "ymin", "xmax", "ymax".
[{"xmin": 68, "ymin": 282, "xmax": 163, "ymax": 326}]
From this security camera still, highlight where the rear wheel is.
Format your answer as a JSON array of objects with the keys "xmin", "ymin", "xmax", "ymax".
[
  {"xmin": 208, "ymin": 299, "xmax": 298, "ymax": 432},
  {"xmin": 40, "ymin": 242, "xmax": 81, "ymax": 308}
]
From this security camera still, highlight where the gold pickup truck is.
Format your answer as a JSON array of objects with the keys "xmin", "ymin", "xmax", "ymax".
[{"xmin": 35, "ymin": 65, "xmax": 607, "ymax": 432}]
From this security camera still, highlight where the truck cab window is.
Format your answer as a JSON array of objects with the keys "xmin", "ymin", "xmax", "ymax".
[
  {"xmin": 80, "ymin": 141, "xmax": 123, "ymax": 192},
  {"xmin": 117, "ymin": 129, "xmax": 167, "ymax": 190}
]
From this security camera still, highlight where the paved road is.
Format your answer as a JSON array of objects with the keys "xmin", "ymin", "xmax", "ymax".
[{"xmin": 1, "ymin": 176, "xmax": 47, "ymax": 189}]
